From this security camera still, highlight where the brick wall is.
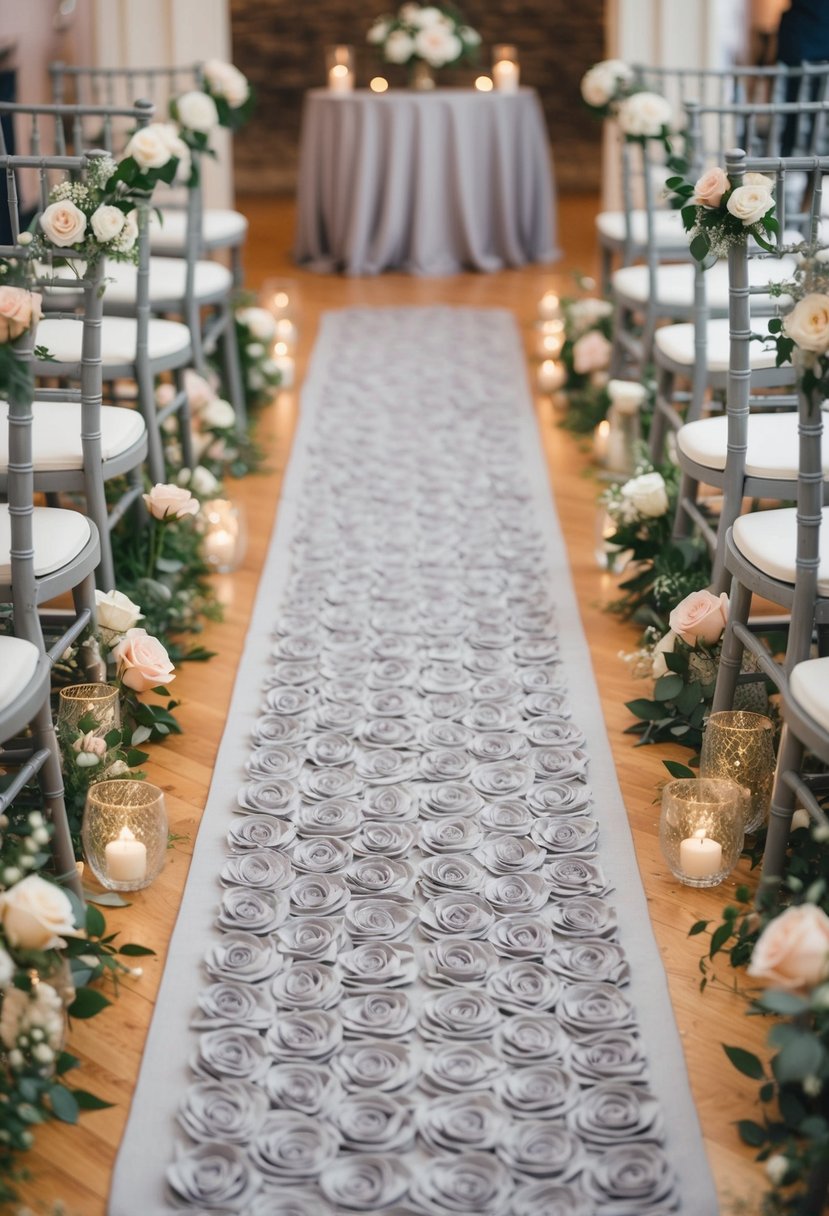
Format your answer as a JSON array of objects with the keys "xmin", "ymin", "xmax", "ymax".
[{"xmin": 229, "ymin": 0, "xmax": 605, "ymax": 194}]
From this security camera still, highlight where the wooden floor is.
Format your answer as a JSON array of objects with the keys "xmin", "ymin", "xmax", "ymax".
[{"xmin": 18, "ymin": 194, "xmax": 769, "ymax": 1215}]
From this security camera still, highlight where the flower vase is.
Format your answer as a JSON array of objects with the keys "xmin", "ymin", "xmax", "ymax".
[{"xmin": 410, "ymin": 60, "xmax": 436, "ymax": 90}]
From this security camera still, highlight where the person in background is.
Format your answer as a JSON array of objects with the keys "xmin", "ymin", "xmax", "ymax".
[{"xmin": 776, "ymin": 0, "xmax": 829, "ymax": 157}]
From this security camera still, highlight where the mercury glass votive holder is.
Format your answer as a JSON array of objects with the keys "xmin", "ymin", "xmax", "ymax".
[
  {"xmin": 82, "ymin": 781, "xmax": 168, "ymax": 892},
  {"xmin": 659, "ymin": 778, "xmax": 747, "ymax": 888},
  {"xmin": 700, "ymin": 711, "xmax": 776, "ymax": 834},
  {"xmin": 201, "ymin": 498, "xmax": 248, "ymax": 574},
  {"xmin": 57, "ymin": 683, "xmax": 121, "ymax": 735}
]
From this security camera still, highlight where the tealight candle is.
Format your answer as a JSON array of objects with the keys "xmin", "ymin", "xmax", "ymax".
[
  {"xmin": 326, "ymin": 45, "xmax": 355, "ymax": 93},
  {"xmin": 538, "ymin": 291, "xmax": 561, "ymax": 321},
  {"xmin": 492, "ymin": 45, "xmax": 520, "ymax": 94},
  {"xmin": 475, "ymin": 75, "xmax": 493, "ymax": 92},
  {"xmin": 105, "ymin": 827, "xmax": 147, "ymax": 883},
  {"xmin": 275, "ymin": 318, "xmax": 298, "ymax": 350},
  {"xmin": 537, "ymin": 359, "xmax": 565, "ymax": 392},
  {"xmin": 679, "ymin": 828, "xmax": 722, "ymax": 879},
  {"xmin": 593, "ymin": 419, "xmax": 610, "ymax": 463},
  {"xmin": 273, "ymin": 343, "xmax": 295, "ymax": 388}
]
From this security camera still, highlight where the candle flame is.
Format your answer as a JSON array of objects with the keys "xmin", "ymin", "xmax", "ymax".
[
  {"xmin": 117, "ymin": 826, "xmax": 136, "ymax": 843},
  {"xmin": 370, "ymin": 77, "xmax": 389, "ymax": 93},
  {"xmin": 475, "ymin": 76, "xmax": 493, "ymax": 92}
]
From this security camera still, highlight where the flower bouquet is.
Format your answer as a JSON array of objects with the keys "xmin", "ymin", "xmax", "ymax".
[
  {"xmin": 557, "ymin": 294, "xmax": 614, "ymax": 433},
  {"xmin": 201, "ymin": 58, "xmax": 254, "ymax": 130},
  {"xmin": 580, "ymin": 58, "xmax": 637, "ymax": 118},
  {"xmin": 367, "ymin": 3, "xmax": 481, "ymax": 82},
  {"xmin": 667, "ymin": 165, "xmax": 779, "ymax": 263}
]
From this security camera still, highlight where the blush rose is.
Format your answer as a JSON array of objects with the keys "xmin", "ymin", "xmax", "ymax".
[
  {"xmin": 748, "ymin": 904, "xmax": 829, "ymax": 991},
  {"xmin": 668, "ymin": 589, "xmax": 729, "ymax": 646},
  {"xmin": 0, "ymin": 286, "xmax": 43, "ymax": 342},
  {"xmin": 111, "ymin": 627, "xmax": 176, "ymax": 692}
]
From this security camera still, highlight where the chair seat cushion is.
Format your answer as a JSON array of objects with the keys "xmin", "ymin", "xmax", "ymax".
[
  {"xmin": 0, "ymin": 402, "xmax": 146, "ymax": 472},
  {"xmin": 102, "ymin": 257, "xmax": 233, "ymax": 307},
  {"xmin": 732, "ymin": 505, "xmax": 829, "ymax": 596},
  {"xmin": 150, "ymin": 207, "xmax": 248, "ymax": 252},
  {"xmin": 36, "ymin": 316, "xmax": 190, "ymax": 366},
  {"xmin": 612, "ymin": 255, "xmax": 795, "ymax": 313},
  {"xmin": 0, "ymin": 505, "xmax": 92, "ymax": 580},
  {"xmin": 654, "ymin": 317, "xmax": 785, "ymax": 373},
  {"xmin": 678, "ymin": 412, "xmax": 829, "ymax": 479},
  {"xmin": 790, "ymin": 655, "xmax": 829, "ymax": 731},
  {"xmin": 0, "ymin": 637, "xmax": 40, "ymax": 713},
  {"xmin": 596, "ymin": 208, "xmax": 688, "ymax": 248}
]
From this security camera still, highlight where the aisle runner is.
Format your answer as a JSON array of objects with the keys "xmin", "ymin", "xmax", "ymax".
[{"xmin": 111, "ymin": 308, "xmax": 717, "ymax": 1215}]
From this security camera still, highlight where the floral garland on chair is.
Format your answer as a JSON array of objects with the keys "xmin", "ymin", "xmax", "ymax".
[{"xmin": 668, "ymin": 164, "xmax": 779, "ymax": 262}]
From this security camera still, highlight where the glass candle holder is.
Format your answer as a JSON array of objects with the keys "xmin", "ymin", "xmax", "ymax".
[
  {"xmin": 700, "ymin": 711, "xmax": 776, "ymax": 834},
  {"xmin": 538, "ymin": 291, "xmax": 561, "ymax": 322},
  {"xmin": 326, "ymin": 44, "xmax": 355, "ymax": 92},
  {"xmin": 57, "ymin": 684, "xmax": 121, "ymax": 735},
  {"xmin": 82, "ymin": 780, "xmax": 168, "ymax": 892},
  {"xmin": 492, "ymin": 44, "xmax": 520, "ymax": 93},
  {"xmin": 260, "ymin": 277, "xmax": 298, "ymax": 322},
  {"xmin": 659, "ymin": 777, "xmax": 747, "ymax": 888},
  {"xmin": 201, "ymin": 499, "xmax": 248, "ymax": 574}
]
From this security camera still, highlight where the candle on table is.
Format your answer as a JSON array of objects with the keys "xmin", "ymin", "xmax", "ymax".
[
  {"xmin": 492, "ymin": 59, "xmax": 520, "ymax": 93},
  {"xmin": 538, "ymin": 359, "xmax": 565, "ymax": 392},
  {"xmin": 679, "ymin": 828, "xmax": 722, "ymax": 879},
  {"xmin": 475, "ymin": 76, "xmax": 493, "ymax": 92},
  {"xmin": 370, "ymin": 76, "xmax": 389, "ymax": 94},
  {"xmin": 273, "ymin": 341, "xmax": 295, "ymax": 388},
  {"xmin": 275, "ymin": 318, "xmax": 298, "ymax": 350},
  {"xmin": 593, "ymin": 419, "xmax": 610, "ymax": 463},
  {"xmin": 538, "ymin": 291, "xmax": 560, "ymax": 321},
  {"xmin": 105, "ymin": 827, "xmax": 147, "ymax": 883},
  {"xmin": 328, "ymin": 62, "xmax": 353, "ymax": 92}
]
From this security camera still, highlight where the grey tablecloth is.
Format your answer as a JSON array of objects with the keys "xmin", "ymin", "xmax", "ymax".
[{"xmin": 294, "ymin": 88, "xmax": 560, "ymax": 276}]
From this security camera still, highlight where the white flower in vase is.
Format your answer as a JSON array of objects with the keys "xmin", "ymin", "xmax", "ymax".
[
  {"xmin": 414, "ymin": 24, "xmax": 462, "ymax": 67},
  {"xmin": 385, "ymin": 28, "xmax": 415, "ymax": 63}
]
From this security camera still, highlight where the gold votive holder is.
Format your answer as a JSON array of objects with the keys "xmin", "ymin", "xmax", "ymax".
[
  {"xmin": 659, "ymin": 777, "xmax": 747, "ymax": 888},
  {"xmin": 700, "ymin": 711, "xmax": 775, "ymax": 835},
  {"xmin": 82, "ymin": 780, "xmax": 168, "ymax": 892},
  {"xmin": 201, "ymin": 498, "xmax": 247, "ymax": 574},
  {"xmin": 57, "ymin": 683, "xmax": 121, "ymax": 735}
]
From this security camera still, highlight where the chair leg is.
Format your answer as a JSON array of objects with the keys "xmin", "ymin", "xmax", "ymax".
[
  {"xmin": 649, "ymin": 365, "xmax": 675, "ymax": 465},
  {"xmin": 231, "ymin": 243, "xmax": 244, "ymax": 290},
  {"xmin": 137, "ymin": 360, "xmax": 166, "ymax": 485},
  {"xmin": 219, "ymin": 303, "xmax": 247, "ymax": 438},
  {"xmin": 599, "ymin": 244, "xmax": 613, "ymax": 298},
  {"xmin": 671, "ymin": 470, "xmax": 698, "ymax": 541},
  {"xmin": 32, "ymin": 701, "xmax": 82, "ymax": 901},
  {"xmin": 85, "ymin": 473, "xmax": 115, "ymax": 594},
  {"xmin": 608, "ymin": 301, "xmax": 629, "ymax": 380},
  {"xmin": 175, "ymin": 366, "xmax": 195, "ymax": 472},
  {"xmin": 757, "ymin": 724, "xmax": 801, "ymax": 902},
  {"xmin": 711, "ymin": 577, "xmax": 752, "ymax": 713}
]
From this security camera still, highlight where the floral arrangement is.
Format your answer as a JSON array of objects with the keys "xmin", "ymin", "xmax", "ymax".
[
  {"xmin": 668, "ymin": 165, "xmax": 779, "ymax": 262},
  {"xmin": 557, "ymin": 294, "xmax": 614, "ymax": 433},
  {"xmin": 201, "ymin": 58, "xmax": 254, "ymax": 129},
  {"xmin": 161, "ymin": 367, "xmax": 264, "ymax": 480},
  {"xmin": 0, "ymin": 279, "xmax": 44, "ymax": 402},
  {"xmin": 367, "ymin": 3, "xmax": 481, "ymax": 70},
  {"xmin": 234, "ymin": 304, "xmax": 283, "ymax": 412},
  {"xmin": 579, "ymin": 58, "xmax": 636, "ymax": 117},
  {"xmin": 615, "ymin": 90, "xmax": 674, "ymax": 142}
]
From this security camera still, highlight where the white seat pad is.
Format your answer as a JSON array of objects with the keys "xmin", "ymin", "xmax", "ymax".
[
  {"xmin": 596, "ymin": 208, "xmax": 687, "ymax": 247},
  {"xmin": 102, "ymin": 257, "xmax": 233, "ymax": 306},
  {"xmin": 150, "ymin": 207, "xmax": 248, "ymax": 251},
  {"xmin": 790, "ymin": 656, "xmax": 829, "ymax": 732},
  {"xmin": 732, "ymin": 506, "xmax": 829, "ymax": 596},
  {"xmin": 0, "ymin": 636, "xmax": 40, "ymax": 713},
  {"xmin": 678, "ymin": 412, "xmax": 829, "ymax": 479},
  {"xmin": 613, "ymin": 256, "xmax": 795, "ymax": 312},
  {"xmin": 655, "ymin": 317, "xmax": 785, "ymax": 373},
  {"xmin": 36, "ymin": 316, "xmax": 190, "ymax": 366},
  {"xmin": 0, "ymin": 505, "xmax": 92, "ymax": 580},
  {"xmin": 0, "ymin": 402, "xmax": 146, "ymax": 472}
]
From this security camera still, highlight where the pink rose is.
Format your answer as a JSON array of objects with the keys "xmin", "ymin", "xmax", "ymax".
[
  {"xmin": 572, "ymin": 330, "xmax": 612, "ymax": 375},
  {"xmin": 39, "ymin": 199, "xmax": 87, "ymax": 248},
  {"xmin": 0, "ymin": 286, "xmax": 43, "ymax": 343},
  {"xmin": 142, "ymin": 483, "xmax": 199, "ymax": 520},
  {"xmin": 693, "ymin": 166, "xmax": 729, "ymax": 208},
  {"xmin": 72, "ymin": 732, "xmax": 107, "ymax": 757},
  {"xmin": 668, "ymin": 589, "xmax": 729, "ymax": 646},
  {"xmin": 748, "ymin": 905, "xmax": 829, "ymax": 991},
  {"xmin": 111, "ymin": 627, "xmax": 175, "ymax": 692}
]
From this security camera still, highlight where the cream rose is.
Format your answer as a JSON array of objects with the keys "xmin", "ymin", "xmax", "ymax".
[
  {"xmin": 178, "ymin": 464, "xmax": 220, "ymax": 497},
  {"xmin": 726, "ymin": 183, "xmax": 774, "ymax": 226},
  {"xmin": 72, "ymin": 732, "xmax": 108, "ymax": 758},
  {"xmin": 748, "ymin": 904, "xmax": 829, "ymax": 991},
  {"xmin": 368, "ymin": 17, "xmax": 392, "ymax": 44},
  {"xmin": 693, "ymin": 167, "xmax": 729, "ymax": 208},
  {"xmin": 580, "ymin": 59, "xmax": 634, "ymax": 108},
  {"xmin": 745, "ymin": 172, "xmax": 775, "ymax": 190},
  {"xmin": 783, "ymin": 293, "xmax": 829, "ymax": 354},
  {"xmin": 89, "ymin": 205, "xmax": 126, "ymax": 244},
  {"xmin": 650, "ymin": 631, "xmax": 677, "ymax": 679},
  {"xmin": 0, "ymin": 875, "xmax": 79, "ymax": 951},
  {"xmin": 0, "ymin": 947, "xmax": 12, "ymax": 989},
  {"xmin": 203, "ymin": 59, "xmax": 250, "ymax": 108},
  {"xmin": 236, "ymin": 306, "xmax": 276, "ymax": 342},
  {"xmin": 125, "ymin": 124, "xmax": 174, "ymax": 170},
  {"xmin": 668, "ymin": 589, "xmax": 729, "ymax": 646},
  {"xmin": 156, "ymin": 122, "xmax": 192, "ymax": 183},
  {"xmin": 200, "ymin": 397, "xmax": 236, "ymax": 430},
  {"xmin": 619, "ymin": 471, "xmax": 669, "ymax": 518},
  {"xmin": 0, "ymin": 286, "xmax": 42, "ymax": 342},
  {"xmin": 384, "ymin": 29, "xmax": 415, "ymax": 63},
  {"xmin": 572, "ymin": 329, "xmax": 612, "ymax": 375},
  {"xmin": 142, "ymin": 482, "xmax": 199, "ymax": 520},
  {"xmin": 95, "ymin": 587, "xmax": 143, "ymax": 636},
  {"xmin": 176, "ymin": 90, "xmax": 219, "ymax": 134},
  {"xmin": 39, "ymin": 200, "xmax": 87, "ymax": 248},
  {"xmin": 113, "ymin": 208, "xmax": 139, "ymax": 253},
  {"xmin": 617, "ymin": 91, "xmax": 673, "ymax": 138},
  {"xmin": 111, "ymin": 627, "xmax": 176, "ymax": 691},
  {"xmin": 568, "ymin": 296, "xmax": 613, "ymax": 337},
  {"xmin": 415, "ymin": 25, "xmax": 462, "ymax": 67}
]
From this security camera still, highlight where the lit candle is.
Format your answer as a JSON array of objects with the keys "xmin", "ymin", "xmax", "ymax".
[
  {"xmin": 205, "ymin": 528, "xmax": 237, "ymax": 567},
  {"xmin": 537, "ymin": 359, "xmax": 565, "ymax": 392},
  {"xmin": 679, "ymin": 828, "xmax": 722, "ymax": 880},
  {"xmin": 105, "ymin": 827, "xmax": 147, "ymax": 883},
  {"xmin": 538, "ymin": 291, "xmax": 560, "ymax": 321},
  {"xmin": 273, "ymin": 342, "xmax": 295, "ymax": 388},
  {"xmin": 492, "ymin": 59, "xmax": 520, "ymax": 93},
  {"xmin": 475, "ymin": 75, "xmax": 493, "ymax": 92},
  {"xmin": 536, "ymin": 319, "xmax": 564, "ymax": 359},
  {"xmin": 275, "ymin": 318, "xmax": 298, "ymax": 350},
  {"xmin": 593, "ymin": 419, "xmax": 610, "ymax": 463},
  {"xmin": 328, "ymin": 63, "xmax": 353, "ymax": 92},
  {"xmin": 370, "ymin": 76, "xmax": 389, "ymax": 94}
]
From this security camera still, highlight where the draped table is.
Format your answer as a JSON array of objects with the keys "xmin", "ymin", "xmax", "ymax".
[{"xmin": 293, "ymin": 88, "xmax": 560, "ymax": 276}]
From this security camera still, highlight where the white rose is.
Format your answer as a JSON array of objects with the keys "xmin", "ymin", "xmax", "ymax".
[
  {"xmin": 176, "ymin": 90, "xmax": 219, "ymax": 134},
  {"xmin": 748, "ymin": 904, "xmax": 829, "ymax": 990},
  {"xmin": 114, "ymin": 209, "xmax": 138, "ymax": 253},
  {"xmin": 726, "ymin": 183, "xmax": 774, "ymax": 226},
  {"xmin": 607, "ymin": 379, "xmax": 648, "ymax": 415},
  {"xmin": 617, "ymin": 91, "xmax": 673, "ymax": 138},
  {"xmin": 765, "ymin": 1154, "xmax": 790, "ymax": 1187},
  {"xmin": 384, "ymin": 28, "xmax": 415, "ymax": 62},
  {"xmin": 568, "ymin": 296, "xmax": 613, "ymax": 337},
  {"xmin": 783, "ymin": 293, "xmax": 829, "ymax": 354},
  {"xmin": 620, "ymin": 471, "xmax": 669, "ymax": 518},
  {"xmin": 178, "ymin": 465, "xmax": 220, "ymax": 497},
  {"xmin": 39, "ymin": 200, "xmax": 87, "ymax": 248},
  {"xmin": 412, "ymin": 5, "xmax": 443, "ymax": 26},
  {"xmin": 650, "ymin": 631, "xmax": 676, "ymax": 679},
  {"xmin": 246, "ymin": 343, "xmax": 264, "ymax": 358},
  {"xmin": 0, "ymin": 947, "xmax": 13, "ymax": 989},
  {"xmin": 414, "ymin": 25, "xmax": 462, "ymax": 67},
  {"xmin": 156, "ymin": 122, "xmax": 191, "ymax": 183},
  {"xmin": 459, "ymin": 25, "xmax": 481, "ymax": 45},
  {"xmin": 202, "ymin": 59, "xmax": 249, "ymax": 108},
  {"xmin": 399, "ymin": 3, "xmax": 422, "ymax": 23},
  {"xmin": 236, "ymin": 306, "xmax": 276, "ymax": 342},
  {"xmin": 95, "ymin": 588, "xmax": 143, "ymax": 635},
  {"xmin": 744, "ymin": 172, "xmax": 775, "ymax": 190},
  {"xmin": 368, "ymin": 17, "xmax": 392, "ymax": 44},
  {"xmin": 125, "ymin": 124, "xmax": 173, "ymax": 170},
  {"xmin": 0, "ymin": 875, "xmax": 79, "ymax": 951},
  {"xmin": 184, "ymin": 367, "xmax": 218, "ymax": 411},
  {"xmin": 90, "ymin": 205, "xmax": 125, "ymax": 244},
  {"xmin": 200, "ymin": 397, "xmax": 236, "ymax": 430},
  {"xmin": 580, "ymin": 59, "xmax": 634, "ymax": 108}
]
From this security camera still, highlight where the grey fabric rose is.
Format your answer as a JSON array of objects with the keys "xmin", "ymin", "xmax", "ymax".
[
  {"xmin": 488, "ymin": 914, "xmax": 555, "ymax": 960},
  {"xmin": 272, "ymin": 632, "xmax": 322, "ymax": 661},
  {"xmin": 419, "ymin": 988, "xmax": 502, "ymax": 1041},
  {"xmin": 289, "ymin": 874, "xmax": 350, "ymax": 917},
  {"xmin": 479, "ymin": 800, "xmax": 534, "ymax": 835},
  {"xmin": 217, "ymin": 886, "xmax": 289, "ymax": 936},
  {"xmin": 468, "ymin": 731, "xmax": 529, "ymax": 761},
  {"xmin": 509, "ymin": 1180, "xmax": 593, "ymax": 1216},
  {"xmin": 269, "ymin": 659, "xmax": 319, "ymax": 688},
  {"xmin": 356, "ymin": 748, "xmax": 419, "ymax": 785},
  {"xmin": 419, "ymin": 854, "xmax": 482, "ymax": 897},
  {"xmin": 332, "ymin": 1039, "xmax": 416, "ymax": 1093},
  {"xmin": 320, "ymin": 675, "xmax": 365, "ymax": 704},
  {"xmin": 227, "ymin": 815, "xmax": 296, "ymax": 852},
  {"xmin": 419, "ymin": 782, "xmax": 484, "ymax": 819},
  {"xmin": 421, "ymin": 1042, "xmax": 505, "ymax": 1094},
  {"xmin": 204, "ymin": 932, "xmax": 282, "ymax": 984},
  {"xmin": 305, "ymin": 732, "xmax": 355, "ymax": 766},
  {"xmin": 331, "ymin": 1093, "xmax": 416, "ymax": 1152},
  {"xmin": 466, "ymin": 624, "xmax": 515, "ymax": 650},
  {"xmin": 567, "ymin": 1081, "xmax": 665, "ymax": 1146},
  {"xmin": 363, "ymin": 784, "xmax": 418, "ymax": 823},
  {"xmin": 237, "ymin": 778, "xmax": 300, "ymax": 818},
  {"xmin": 220, "ymin": 850, "xmax": 295, "ymax": 891},
  {"xmin": 470, "ymin": 760, "xmax": 535, "ymax": 798},
  {"xmin": 529, "ymin": 746, "xmax": 589, "ymax": 781},
  {"xmin": 524, "ymin": 688, "xmax": 570, "ymax": 712},
  {"xmin": 419, "ymin": 893, "xmax": 496, "ymax": 940},
  {"xmin": 318, "ymin": 1153, "xmax": 411, "ymax": 1211},
  {"xmin": 531, "ymin": 816, "xmax": 599, "ymax": 855},
  {"xmin": 419, "ymin": 662, "xmax": 474, "ymax": 694},
  {"xmin": 548, "ymin": 940, "xmax": 629, "ymax": 986},
  {"xmin": 417, "ymin": 1093, "xmax": 505, "ymax": 1154},
  {"xmin": 420, "ymin": 817, "xmax": 484, "ymax": 855},
  {"xmin": 167, "ymin": 1142, "xmax": 261, "ymax": 1212},
  {"xmin": 422, "ymin": 938, "xmax": 497, "ymax": 987},
  {"xmin": 557, "ymin": 982, "xmax": 637, "ymax": 1035},
  {"xmin": 367, "ymin": 657, "xmax": 420, "ymax": 688},
  {"xmin": 291, "ymin": 836, "xmax": 353, "ymax": 874},
  {"xmin": 364, "ymin": 688, "xmax": 419, "ymax": 718},
  {"xmin": 343, "ymin": 898, "xmax": 417, "ymax": 942},
  {"xmin": 295, "ymin": 798, "xmax": 363, "ymax": 837},
  {"xmin": 524, "ymin": 716, "xmax": 586, "ymax": 749},
  {"xmin": 581, "ymin": 1143, "xmax": 677, "ymax": 1211},
  {"xmin": 568, "ymin": 1030, "xmax": 649, "ymax": 1085},
  {"xmin": 478, "ymin": 835, "xmax": 546, "ymax": 874},
  {"xmin": 275, "ymin": 917, "xmax": 345, "ymax": 963},
  {"xmin": 193, "ymin": 1026, "xmax": 269, "ymax": 1082},
  {"xmin": 527, "ymin": 781, "xmax": 593, "ymax": 816},
  {"xmin": 346, "ymin": 856, "xmax": 414, "ymax": 897},
  {"xmin": 300, "ymin": 765, "xmax": 363, "ymax": 801},
  {"xmin": 371, "ymin": 632, "xmax": 418, "ymax": 660},
  {"xmin": 264, "ymin": 1005, "xmax": 342, "ymax": 1061},
  {"xmin": 549, "ymin": 895, "xmax": 618, "ymax": 939},
  {"xmin": 177, "ymin": 1078, "xmax": 269, "ymax": 1144},
  {"xmin": 487, "ymin": 960, "xmax": 561, "ymax": 1013},
  {"xmin": 425, "ymin": 691, "xmax": 471, "ymax": 720},
  {"xmin": 271, "ymin": 962, "xmax": 343, "ymax": 1010},
  {"xmin": 249, "ymin": 1111, "xmax": 340, "ymax": 1180},
  {"xmin": 418, "ymin": 720, "xmax": 473, "ymax": 750},
  {"xmin": 247, "ymin": 1187, "xmax": 335, "ymax": 1216},
  {"xmin": 264, "ymin": 688, "xmax": 314, "ymax": 716},
  {"xmin": 357, "ymin": 717, "xmax": 418, "ymax": 749},
  {"xmin": 312, "ymin": 699, "xmax": 364, "ymax": 733},
  {"xmin": 493, "ymin": 1011, "xmax": 570, "ymax": 1064},
  {"xmin": 352, "ymin": 822, "xmax": 416, "ymax": 858},
  {"xmin": 462, "ymin": 701, "xmax": 522, "ymax": 731},
  {"xmin": 264, "ymin": 1061, "xmax": 341, "ymax": 1115},
  {"xmin": 246, "ymin": 743, "xmax": 303, "ymax": 780},
  {"xmin": 250, "ymin": 713, "xmax": 308, "ymax": 746},
  {"xmin": 497, "ymin": 1120, "xmax": 587, "ymax": 1180},
  {"xmin": 419, "ymin": 748, "xmax": 474, "ymax": 782},
  {"xmin": 339, "ymin": 942, "xmax": 417, "ymax": 989},
  {"xmin": 497, "ymin": 1062, "xmax": 581, "ymax": 1119},
  {"xmin": 408, "ymin": 1152, "xmax": 512, "ymax": 1216},
  {"xmin": 482, "ymin": 873, "xmax": 549, "ymax": 915},
  {"xmin": 465, "ymin": 648, "xmax": 510, "ymax": 675},
  {"xmin": 191, "ymin": 980, "xmax": 275, "ymax": 1029},
  {"xmin": 339, "ymin": 991, "xmax": 416, "ymax": 1038},
  {"xmin": 545, "ymin": 856, "xmax": 609, "ymax": 898}
]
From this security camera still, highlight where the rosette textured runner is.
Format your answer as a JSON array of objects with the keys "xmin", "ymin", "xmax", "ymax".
[{"xmin": 110, "ymin": 308, "xmax": 717, "ymax": 1215}]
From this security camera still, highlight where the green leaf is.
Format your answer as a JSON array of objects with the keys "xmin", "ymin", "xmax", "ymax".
[
  {"xmin": 690, "ymin": 232, "xmax": 710, "ymax": 262},
  {"xmin": 68, "ymin": 987, "xmax": 112, "ymax": 1020},
  {"xmin": 625, "ymin": 698, "xmax": 669, "ymax": 722},
  {"xmin": 760, "ymin": 1082, "xmax": 775, "ymax": 1104},
  {"xmin": 662, "ymin": 649, "xmax": 687, "ymax": 675},
  {"xmin": 654, "ymin": 673, "xmax": 684, "ymax": 702},
  {"xmin": 85, "ymin": 905, "xmax": 105, "ymax": 938},
  {"xmin": 737, "ymin": 1119, "xmax": 767, "ymax": 1147},
  {"xmin": 126, "ymin": 748, "xmax": 150, "ymax": 768},
  {"xmin": 688, "ymin": 919, "xmax": 710, "ymax": 936},
  {"xmin": 72, "ymin": 1089, "xmax": 115, "ymax": 1112},
  {"xmin": 131, "ymin": 726, "xmax": 152, "ymax": 746},
  {"xmin": 680, "ymin": 204, "xmax": 698, "ymax": 230},
  {"xmin": 773, "ymin": 1034, "xmax": 825, "ymax": 1085},
  {"xmin": 723, "ymin": 1044, "xmax": 765, "ymax": 1080},
  {"xmin": 49, "ymin": 1084, "xmax": 79, "ymax": 1124},
  {"xmin": 55, "ymin": 1051, "xmax": 80, "ymax": 1076},
  {"xmin": 665, "ymin": 760, "xmax": 696, "ymax": 780},
  {"xmin": 83, "ymin": 891, "xmax": 131, "ymax": 908},
  {"xmin": 710, "ymin": 923, "xmax": 734, "ymax": 957},
  {"xmin": 767, "ymin": 317, "xmax": 782, "ymax": 333},
  {"xmin": 118, "ymin": 943, "xmax": 156, "ymax": 957},
  {"xmin": 758, "ymin": 991, "xmax": 810, "ymax": 1017},
  {"xmin": 665, "ymin": 175, "xmax": 685, "ymax": 190}
]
